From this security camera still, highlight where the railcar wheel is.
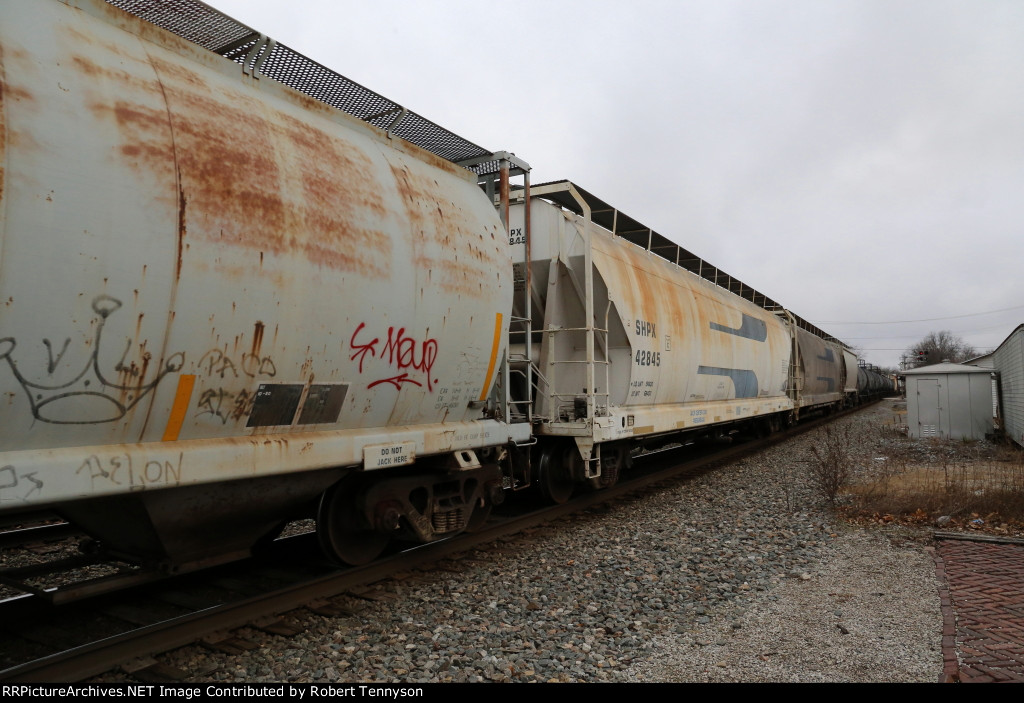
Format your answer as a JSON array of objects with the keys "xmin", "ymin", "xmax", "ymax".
[
  {"xmin": 317, "ymin": 476, "xmax": 390, "ymax": 566},
  {"xmin": 537, "ymin": 444, "xmax": 575, "ymax": 504}
]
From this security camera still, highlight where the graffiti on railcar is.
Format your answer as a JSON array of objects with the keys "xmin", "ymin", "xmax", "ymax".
[
  {"xmin": 76, "ymin": 452, "xmax": 183, "ymax": 491},
  {"xmin": 196, "ymin": 386, "xmax": 255, "ymax": 424},
  {"xmin": 195, "ymin": 345, "xmax": 277, "ymax": 424},
  {"xmin": 0, "ymin": 295, "xmax": 184, "ymax": 424},
  {"xmin": 198, "ymin": 348, "xmax": 277, "ymax": 379},
  {"xmin": 0, "ymin": 465, "xmax": 43, "ymax": 502},
  {"xmin": 349, "ymin": 322, "xmax": 439, "ymax": 391}
]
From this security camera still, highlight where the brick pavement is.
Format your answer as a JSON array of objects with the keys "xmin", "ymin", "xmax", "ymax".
[{"xmin": 935, "ymin": 537, "xmax": 1024, "ymax": 683}]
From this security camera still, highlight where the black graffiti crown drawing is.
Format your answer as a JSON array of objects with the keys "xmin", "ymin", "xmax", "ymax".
[{"xmin": 0, "ymin": 295, "xmax": 184, "ymax": 424}]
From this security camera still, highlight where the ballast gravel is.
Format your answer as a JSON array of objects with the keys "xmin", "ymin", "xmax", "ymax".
[{"xmin": 111, "ymin": 403, "xmax": 944, "ymax": 683}]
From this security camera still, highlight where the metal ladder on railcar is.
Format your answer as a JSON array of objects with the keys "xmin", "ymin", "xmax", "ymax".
[{"xmin": 472, "ymin": 153, "xmax": 536, "ymax": 491}]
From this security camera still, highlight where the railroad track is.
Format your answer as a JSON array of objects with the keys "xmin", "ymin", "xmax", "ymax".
[{"xmin": 0, "ymin": 404, "xmax": 871, "ymax": 683}]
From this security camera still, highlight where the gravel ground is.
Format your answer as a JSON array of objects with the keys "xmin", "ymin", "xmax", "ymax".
[
  {"xmin": 630, "ymin": 529, "xmax": 940, "ymax": 682},
  {"xmin": 95, "ymin": 401, "xmax": 944, "ymax": 683}
]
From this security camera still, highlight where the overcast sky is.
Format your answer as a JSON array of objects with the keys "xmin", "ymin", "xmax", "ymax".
[{"xmin": 212, "ymin": 0, "xmax": 1024, "ymax": 370}]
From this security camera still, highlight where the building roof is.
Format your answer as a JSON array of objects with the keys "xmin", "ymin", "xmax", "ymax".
[
  {"xmin": 993, "ymin": 324, "xmax": 1024, "ymax": 355},
  {"xmin": 962, "ymin": 352, "xmax": 995, "ymax": 368},
  {"xmin": 903, "ymin": 362, "xmax": 995, "ymax": 375}
]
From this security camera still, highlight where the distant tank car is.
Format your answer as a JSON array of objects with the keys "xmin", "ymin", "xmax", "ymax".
[
  {"xmin": 857, "ymin": 364, "xmax": 894, "ymax": 400},
  {"xmin": 0, "ymin": 0, "xmax": 879, "ymax": 568}
]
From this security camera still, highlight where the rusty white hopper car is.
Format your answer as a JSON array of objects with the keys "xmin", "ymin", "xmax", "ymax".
[
  {"xmin": 506, "ymin": 183, "xmax": 850, "ymax": 502},
  {"xmin": 0, "ymin": 0, "xmax": 529, "ymax": 567}
]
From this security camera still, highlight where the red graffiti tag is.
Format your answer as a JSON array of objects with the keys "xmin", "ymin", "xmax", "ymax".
[
  {"xmin": 350, "ymin": 323, "xmax": 439, "ymax": 391},
  {"xmin": 367, "ymin": 373, "xmax": 422, "ymax": 390},
  {"xmin": 349, "ymin": 323, "xmax": 379, "ymax": 373}
]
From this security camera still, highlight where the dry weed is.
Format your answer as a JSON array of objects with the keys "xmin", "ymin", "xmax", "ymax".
[{"xmin": 845, "ymin": 435, "xmax": 1024, "ymax": 527}]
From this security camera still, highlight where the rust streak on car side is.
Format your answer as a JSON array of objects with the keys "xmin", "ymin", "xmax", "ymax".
[{"xmin": 252, "ymin": 321, "xmax": 265, "ymax": 357}]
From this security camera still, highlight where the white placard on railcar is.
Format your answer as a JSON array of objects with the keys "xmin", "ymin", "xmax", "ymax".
[{"xmin": 363, "ymin": 441, "xmax": 417, "ymax": 469}]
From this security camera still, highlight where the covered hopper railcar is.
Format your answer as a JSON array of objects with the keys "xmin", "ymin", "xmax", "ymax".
[
  {"xmin": 0, "ymin": 0, "xmax": 869, "ymax": 570},
  {"xmin": 0, "ymin": 0, "xmax": 521, "ymax": 567},
  {"xmin": 502, "ymin": 183, "xmax": 854, "ymax": 502}
]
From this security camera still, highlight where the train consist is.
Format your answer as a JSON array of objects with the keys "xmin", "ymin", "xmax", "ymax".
[{"xmin": 0, "ymin": 0, "xmax": 890, "ymax": 569}]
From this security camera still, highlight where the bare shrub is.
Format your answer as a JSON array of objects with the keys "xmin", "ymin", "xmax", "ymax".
[{"xmin": 808, "ymin": 424, "xmax": 854, "ymax": 506}]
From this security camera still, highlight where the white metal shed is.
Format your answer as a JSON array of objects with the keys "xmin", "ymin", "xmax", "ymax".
[{"xmin": 903, "ymin": 362, "xmax": 996, "ymax": 440}]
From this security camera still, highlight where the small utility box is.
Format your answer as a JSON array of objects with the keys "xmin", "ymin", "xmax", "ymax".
[{"xmin": 903, "ymin": 362, "xmax": 996, "ymax": 440}]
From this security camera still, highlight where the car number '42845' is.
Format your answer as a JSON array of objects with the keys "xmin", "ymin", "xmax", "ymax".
[{"xmin": 635, "ymin": 350, "xmax": 661, "ymax": 366}]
